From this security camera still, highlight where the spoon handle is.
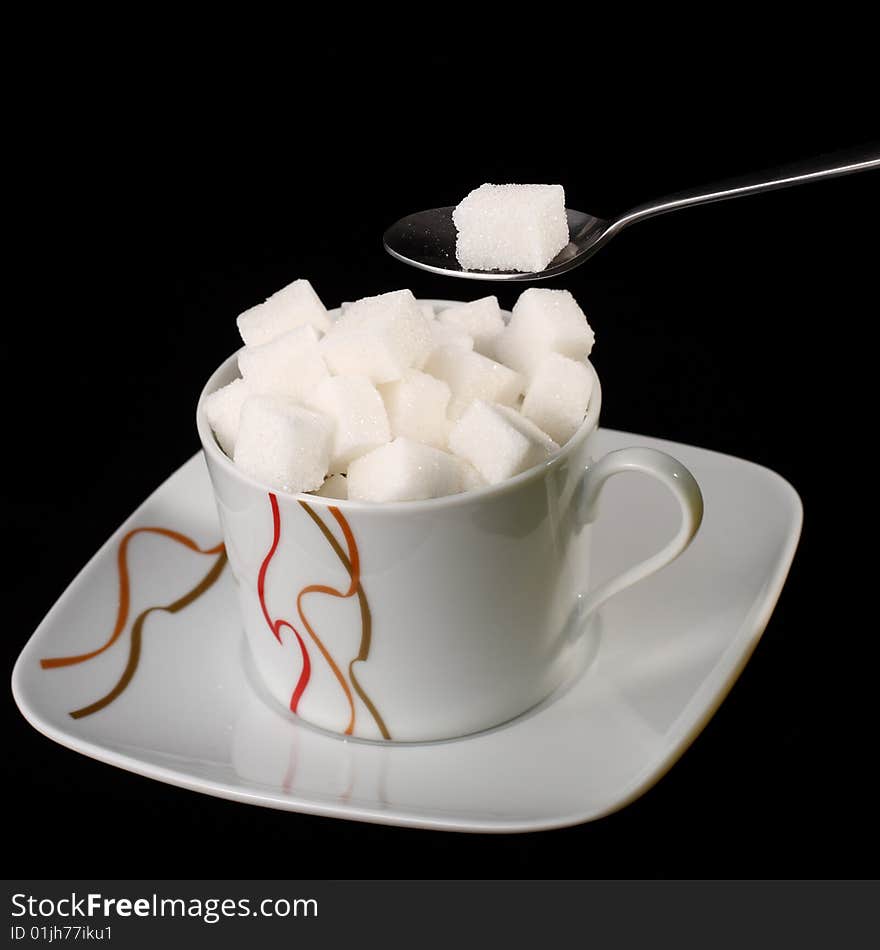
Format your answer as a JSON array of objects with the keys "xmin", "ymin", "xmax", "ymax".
[{"xmin": 608, "ymin": 145, "xmax": 880, "ymax": 235}]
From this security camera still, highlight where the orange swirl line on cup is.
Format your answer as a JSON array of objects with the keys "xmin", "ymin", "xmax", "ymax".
[
  {"xmin": 69, "ymin": 550, "xmax": 227, "ymax": 719},
  {"xmin": 295, "ymin": 585, "xmax": 356, "ymax": 734},
  {"xmin": 298, "ymin": 502, "xmax": 390, "ymax": 740},
  {"xmin": 41, "ymin": 528, "xmax": 225, "ymax": 670}
]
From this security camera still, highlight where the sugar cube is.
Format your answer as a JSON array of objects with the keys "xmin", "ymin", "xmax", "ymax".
[
  {"xmin": 237, "ymin": 324, "xmax": 329, "ymax": 402},
  {"xmin": 493, "ymin": 288, "xmax": 594, "ymax": 379},
  {"xmin": 424, "ymin": 345, "xmax": 524, "ymax": 419},
  {"xmin": 347, "ymin": 437, "xmax": 464, "ymax": 502},
  {"xmin": 204, "ymin": 377, "xmax": 250, "ymax": 457},
  {"xmin": 429, "ymin": 320, "xmax": 474, "ymax": 353},
  {"xmin": 234, "ymin": 396, "xmax": 332, "ymax": 494},
  {"xmin": 321, "ymin": 289, "xmax": 432, "ymax": 382},
  {"xmin": 379, "ymin": 370, "xmax": 452, "ymax": 448},
  {"xmin": 305, "ymin": 376, "xmax": 391, "ymax": 473},
  {"xmin": 457, "ymin": 459, "xmax": 487, "ymax": 492},
  {"xmin": 331, "ymin": 289, "xmax": 419, "ymax": 333},
  {"xmin": 419, "ymin": 302, "xmax": 436, "ymax": 320},
  {"xmin": 437, "ymin": 296, "xmax": 505, "ymax": 356},
  {"xmin": 453, "ymin": 184, "xmax": 569, "ymax": 273},
  {"xmin": 448, "ymin": 400, "xmax": 559, "ymax": 485},
  {"xmin": 314, "ymin": 474, "xmax": 348, "ymax": 500},
  {"xmin": 521, "ymin": 353, "xmax": 594, "ymax": 444},
  {"xmin": 236, "ymin": 278, "xmax": 330, "ymax": 345}
]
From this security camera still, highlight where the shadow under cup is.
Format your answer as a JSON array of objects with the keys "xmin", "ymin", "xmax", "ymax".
[{"xmin": 197, "ymin": 350, "xmax": 609, "ymax": 743}]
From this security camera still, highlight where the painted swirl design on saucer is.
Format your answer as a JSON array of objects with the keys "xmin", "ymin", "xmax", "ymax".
[{"xmin": 40, "ymin": 528, "xmax": 227, "ymax": 718}]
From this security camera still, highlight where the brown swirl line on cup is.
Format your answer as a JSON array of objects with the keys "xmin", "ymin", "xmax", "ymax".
[
  {"xmin": 298, "ymin": 502, "xmax": 391, "ymax": 740},
  {"xmin": 40, "ymin": 526, "xmax": 227, "ymax": 719}
]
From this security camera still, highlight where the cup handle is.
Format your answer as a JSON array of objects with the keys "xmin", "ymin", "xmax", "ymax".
[{"xmin": 577, "ymin": 447, "xmax": 704, "ymax": 616}]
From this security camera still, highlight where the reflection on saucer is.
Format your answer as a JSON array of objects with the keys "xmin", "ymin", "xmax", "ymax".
[
  {"xmin": 231, "ymin": 620, "xmax": 600, "ymax": 812},
  {"xmin": 232, "ymin": 688, "xmax": 390, "ymax": 807}
]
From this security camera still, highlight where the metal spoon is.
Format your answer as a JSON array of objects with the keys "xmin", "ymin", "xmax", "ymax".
[{"xmin": 383, "ymin": 148, "xmax": 880, "ymax": 281}]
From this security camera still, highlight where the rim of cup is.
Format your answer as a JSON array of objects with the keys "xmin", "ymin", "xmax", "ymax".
[{"xmin": 196, "ymin": 307, "xmax": 602, "ymax": 513}]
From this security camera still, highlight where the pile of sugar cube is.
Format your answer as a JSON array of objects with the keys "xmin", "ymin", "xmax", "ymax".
[
  {"xmin": 453, "ymin": 183, "xmax": 569, "ymax": 273},
  {"xmin": 204, "ymin": 279, "xmax": 595, "ymax": 502}
]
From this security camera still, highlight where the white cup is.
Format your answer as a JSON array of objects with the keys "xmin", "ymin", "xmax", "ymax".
[{"xmin": 197, "ymin": 330, "xmax": 703, "ymax": 743}]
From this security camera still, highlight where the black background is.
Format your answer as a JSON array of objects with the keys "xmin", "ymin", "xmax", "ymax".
[{"xmin": 5, "ymin": 43, "xmax": 878, "ymax": 878}]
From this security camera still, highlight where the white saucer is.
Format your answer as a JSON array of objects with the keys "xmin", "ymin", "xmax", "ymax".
[{"xmin": 12, "ymin": 429, "xmax": 801, "ymax": 833}]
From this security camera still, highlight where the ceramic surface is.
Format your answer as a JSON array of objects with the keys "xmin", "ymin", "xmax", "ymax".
[{"xmin": 12, "ymin": 430, "xmax": 801, "ymax": 832}]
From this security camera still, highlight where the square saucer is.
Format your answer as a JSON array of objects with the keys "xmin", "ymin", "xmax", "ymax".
[{"xmin": 12, "ymin": 429, "xmax": 801, "ymax": 833}]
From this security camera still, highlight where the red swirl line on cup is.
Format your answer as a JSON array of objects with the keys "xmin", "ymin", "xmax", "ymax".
[
  {"xmin": 257, "ymin": 493, "xmax": 312, "ymax": 712},
  {"xmin": 41, "ymin": 527, "xmax": 225, "ymax": 670}
]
